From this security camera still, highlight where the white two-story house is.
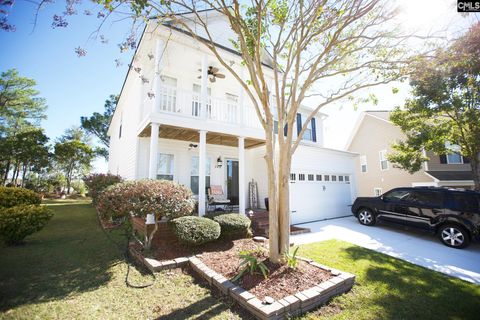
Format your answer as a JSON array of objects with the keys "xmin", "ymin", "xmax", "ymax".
[{"xmin": 107, "ymin": 10, "xmax": 357, "ymax": 225}]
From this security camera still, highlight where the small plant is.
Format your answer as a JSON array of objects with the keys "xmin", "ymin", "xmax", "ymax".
[
  {"xmin": 232, "ymin": 250, "xmax": 269, "ymax": 281},
  {"xmin": 211, "ymin": 213, "xmax": 252, "ymax": 239},
  {"xmin": 0, "ymin": 205, "xmax": 53, "ymax": 245},
  {"xmin": 170, "ymin": 216, "xmax": 221, "ymax": 246},
  {"xmin": 284, "ymin": 246, "xmax": 300, "ymax": 270}
]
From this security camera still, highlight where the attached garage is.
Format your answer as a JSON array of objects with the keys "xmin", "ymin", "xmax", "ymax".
[
  {"xmin": 288, "ymin": 145, "xmax": 357, "ymax": 225},
  {"xmin": 290, "ymin": 173, "xmax": 353, "ymax": 224}
]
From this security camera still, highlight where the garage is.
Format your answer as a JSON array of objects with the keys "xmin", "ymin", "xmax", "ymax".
[{"xmin": 289, "ymin": 172, "xmax": 353, "ymax": 225}]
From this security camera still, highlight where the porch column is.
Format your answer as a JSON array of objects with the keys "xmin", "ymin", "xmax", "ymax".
[
  {"xmin": 148, "ymin": 123, "xmax": 160, "ymax": 179},
  {"xmin": 198, "ymin": 130, "xmax": 207, "ymax": 216},
  {"xmin": 238, "ymin": 136, "xmax": 246, "ymax": 215},
  {"xmin": 238, "ymin": 68, "xmax": 244, "ymax": 125},
  {"xmin": 153, "ymin": 39, "xmax": 165, "ymax": 113},
  {"xmin": 200, "ymin": 54, "xmax": 208, "ymax": 119}
]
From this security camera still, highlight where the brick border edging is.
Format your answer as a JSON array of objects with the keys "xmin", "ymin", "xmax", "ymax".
[{"xmin": 128, "ymin": 246, "xmax": 355, "ymax": 320}]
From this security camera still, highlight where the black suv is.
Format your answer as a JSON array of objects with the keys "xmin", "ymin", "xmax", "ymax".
[{"xmin": 351, "ymin": 187, "xmax": 480, "ymax": 249}]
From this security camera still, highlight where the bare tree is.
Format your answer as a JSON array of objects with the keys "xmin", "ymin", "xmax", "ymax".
[{"xmin": 15, "ymin": 0, "xmax": 433, "ymax": 263}]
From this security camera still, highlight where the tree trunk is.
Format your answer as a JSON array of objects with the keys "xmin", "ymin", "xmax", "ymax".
[
  {"xmin": 2, "ymin": 160, "xmax": 10, "ymax": 185},
  {"xmin": 21, "ymin": 163, "xmax": 28, "ymax": 188},
  {"xmin": 277, "ymin": 139, "xmax": 292, "ymax": 257},
  {"xmin": 265, "ymin": 131, "xmax": 280, "ymax": 263},
  {"xmin": 11, "ymin": 162, "xmax": 19, "ymax": 185}
]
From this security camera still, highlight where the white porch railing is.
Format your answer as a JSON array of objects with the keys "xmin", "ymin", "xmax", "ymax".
[{"xmin": 145, "ymin": 85, "xmax": 263, "ymax": 129}]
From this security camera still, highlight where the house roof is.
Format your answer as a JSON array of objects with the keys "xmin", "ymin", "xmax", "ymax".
[
  {"xmin": 425, "ymin": 171, "xmax": 474, "ymax": 182},
  {"xmin": 344, "ymin": 110, "xmax": 393, "ymax": 150}
]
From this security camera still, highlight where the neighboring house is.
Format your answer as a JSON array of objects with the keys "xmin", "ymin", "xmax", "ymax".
[
  {"xmin": 107, "ymin": 10, "xmax": 357, "ymax": 224},
  {"xmin": 346, "ymin": 110, "xmax": 475, "ymax": 197}
]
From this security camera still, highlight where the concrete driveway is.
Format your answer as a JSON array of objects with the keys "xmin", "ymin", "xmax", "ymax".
[{"xmin": 291, "ymin": 216, "xmax": 480, "ymax": 284}]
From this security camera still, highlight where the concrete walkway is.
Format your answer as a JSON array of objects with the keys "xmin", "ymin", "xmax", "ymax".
[{"xmin": 291, "ymin": 216, "xmax": 480, "ymax": 284}]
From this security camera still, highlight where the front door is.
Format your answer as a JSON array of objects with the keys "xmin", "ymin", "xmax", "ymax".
[{"xmin": 226, "ymin": 159, "xmax": 239, "ymax": 205}]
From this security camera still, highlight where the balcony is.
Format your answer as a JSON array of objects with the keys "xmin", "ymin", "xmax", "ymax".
[{"xmin": 139, "ymin": 85, "xmax": 264, "ymax": 139}]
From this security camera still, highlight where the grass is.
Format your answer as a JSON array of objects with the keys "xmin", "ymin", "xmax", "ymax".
[
  {"xmin": 296, "ymin": 240, "xmax": 480, "ymax": 320},
  {"xmin": 0, "ymin": 199, "xmax": 241, "ymax": 320},
  {"xmin": 1, "ymin": 200, "xmax": 479, "ymax": 320}
]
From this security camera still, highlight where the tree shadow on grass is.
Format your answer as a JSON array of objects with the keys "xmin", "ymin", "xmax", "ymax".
[
  {"xmin": 0, "ymin": 202, "xmax": 127, "ymax": 312},
  {"xmin": 343, "ymin": 245, "xmax": 480, "ymax": 319}
]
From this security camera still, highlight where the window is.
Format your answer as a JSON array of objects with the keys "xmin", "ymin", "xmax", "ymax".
[
  {"xmin": 316, "ymin": 174, "xmax": 322, "ymax": 181},
  {"xmin": 445, "ymin": 142, "xmax": 464, "ymax": 164},
  {"xmin": 302, "ymin": 117, "xmax": 313, "ymax": 141},
  {"xmin": 345, "ymin": 175, "xmax": 350, "ymax": 182},
  {"xmin": 157, "ymin": 153, "xmax": 174, "ymax": 180},
  {"xmin": 407, "ymin": 191, "xmax": 444, "ymax": 207},
  {"xmin": 118, "ymin": 123, "xmax": 122, "ymax": 139},
  {"xmin": 451, "ymin": 193, "xmax": 480, "ymax": 212},
  {"xmin": 192, "ymin": 84, "xmax": 212, "ymax": 117},
  {"xmin": 374, "ymin": 188, "xmax": 383, "ymax": 197},
  {"xmin": 159, "ymin": 76, "xmax": 177, "ymax": 112},
  {"xmin": 379, "ymin": 150, "xmax": 388, "ymax": 170},
  {"xmin": 360, "ymin": 155, "xmax": 367, "ymax": 173},
  {"xmin": 190, "ymin": 156, "xmax": 212, "ymax": 195},
  {"xmin": 225, "ymin": 93, "xmax": 238, "ymax": 123},
  {"xmin": 298, "ymin": 174, "xmax": 305, "ymax": 181},
  {"xmin": 331, "ymin": 175, "xmax": 337, "ymax": 182},
  {"xmin": 339, "ymin": 175, "xmax": 344, "ymax": 182},
  {"xmin": 324, "ymin": 175, "xmax": 330, "ymax": 181},
  {"xmin": 383, "ymin": 189, "xmax": 411, "ymax": 202},
  {"xmin": 290, "ymin": 173, "xmax": 296, "ymax": 181},
  {"xmin": 308, "ymin": 174, "xmax": 314, "ymax": 181}
]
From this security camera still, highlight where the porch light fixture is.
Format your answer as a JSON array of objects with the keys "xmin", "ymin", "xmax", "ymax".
[
  {"xmin": 188, "ymin": 143, "xmax": 198, "ymax": 150},
  {"xmin": 216, "ymin": 156, "xmax": 223, "ymax": 168}
]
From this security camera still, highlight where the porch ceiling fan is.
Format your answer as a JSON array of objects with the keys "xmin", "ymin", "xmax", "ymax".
[{"xmin": 197, "ymin": 66, "xmax": 225, "ymax": 83}]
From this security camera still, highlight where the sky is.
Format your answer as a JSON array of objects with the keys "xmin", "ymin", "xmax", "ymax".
[{"xmin": 1, "ymin": 0, "xmax": 478, "ymax": 171}]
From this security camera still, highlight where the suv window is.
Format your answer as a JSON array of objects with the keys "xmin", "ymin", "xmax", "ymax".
[
  {"xmin": 407, "ymin": 191, "xmax": 444, "ymax": 208},
  {"xmin": 451, "ymin": 193, "xmax": 480, "ymax": 212},
  {"xmin": 383, "ymin": 190, "xmax": 411, "ymax": 202}
]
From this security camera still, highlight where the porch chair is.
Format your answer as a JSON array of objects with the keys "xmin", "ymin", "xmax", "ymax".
[{"xmin": 207, "ymin": 185, "xmax": 231, "ymax": 213}]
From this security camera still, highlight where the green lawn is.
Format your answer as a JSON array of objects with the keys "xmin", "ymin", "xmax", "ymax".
[
  {"xmin": 297, "ymin": 241, "xmax": 480, "ymax": 320},
  {"xmin": 0, "ymin": 199, "xmax": 241, "ymax": 320},
  {"xmin": 1, "ymin": 200, "xmax": 479, "ymax": 320}
]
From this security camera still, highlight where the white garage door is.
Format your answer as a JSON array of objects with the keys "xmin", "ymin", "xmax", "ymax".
[{"xmin": 289, "ymin": 173, "xmax": 352, "ymax": 225}]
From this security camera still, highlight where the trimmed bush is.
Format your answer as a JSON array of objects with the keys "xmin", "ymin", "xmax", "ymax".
[
  {"xmin": 96, "ymin": 180, "xmax": 195, "ymax": 220},
  {"xmin": 170, "ymin": 216, "xmax": 221, "ymax": 245},
  {"xmin": 83, "ymin": 173, "xmax": 123, "ymax": 204},
  {"xmin": 212, "ymin": 213, "xmax": 252, "ymax": 239},
  {"xmin": 0, "ymin": 205, "xmax": 53, "ymax": 245},
  {"xmin": 0, "ymin": 187, "xmax": 42, "ymax": 208}
]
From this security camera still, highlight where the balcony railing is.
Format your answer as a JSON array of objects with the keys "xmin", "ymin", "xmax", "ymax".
[{"xmin": 143, "ymin": 85, "xmax": 262, "ymax": 129}]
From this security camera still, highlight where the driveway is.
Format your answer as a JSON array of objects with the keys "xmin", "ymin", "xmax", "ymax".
[{"xmin": 291, "ymin": 216, "xmax": 480, "ymax": 284}]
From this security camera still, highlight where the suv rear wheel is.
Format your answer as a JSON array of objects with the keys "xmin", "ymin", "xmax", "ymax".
[
  {"xmin": 357, "ymin": 208, "xmax": 376, "ymax": 226},
  {"xmin": 438, "ymin": 224, "xmax": 470, "ymax": 249}
]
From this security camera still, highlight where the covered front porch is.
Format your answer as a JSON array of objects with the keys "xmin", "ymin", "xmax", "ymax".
[{"xmin": 138, "ymin": 123, "xmax": 265, "ymax": 216}]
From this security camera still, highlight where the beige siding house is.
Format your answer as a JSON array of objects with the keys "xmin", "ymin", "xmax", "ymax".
[{"xmin": 346, "ymin": 111, "xmax": 474, "ymax": 197}]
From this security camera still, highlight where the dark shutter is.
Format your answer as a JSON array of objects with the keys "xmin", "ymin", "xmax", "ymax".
[
  {"xmin": 283, "ymin": 123, "xmax": 288, "ymax": 136},
  {"xmin": 439, "ymin": 155, "xmax": 447, "ymax": 164},
  {"xmin": 296, "ymin": 113, "xmax": 302, "ymax": 137},
  {"xmin": 311, "ymin": 118, "xmax": 317, "ymax": 142},
  {"xmin": 463, "ymin": 156, "xmax": 470, "ymax": 164}
]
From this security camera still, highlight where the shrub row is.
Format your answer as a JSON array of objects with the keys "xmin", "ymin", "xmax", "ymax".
[
  {"xmin": 0, "ymin": 187, "xmax": 52, "ymax": 245},
  {"xmin": 83, "ymin": 173, "xmax": 123, "ymax": 204},
  {"xmin": 96, "ymin": 180, "xmax": 195, "ymax": 220}
]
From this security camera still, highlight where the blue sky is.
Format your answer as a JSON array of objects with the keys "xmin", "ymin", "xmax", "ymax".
[{"xmin": 0, "ymin": 1, "xmax": 136, "ymax": 149}]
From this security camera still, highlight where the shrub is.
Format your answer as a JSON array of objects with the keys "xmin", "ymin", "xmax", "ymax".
[
  {"xmin": 0, "ymin": 187, "xmax": 42, "ymax": 208},
  {"xmin": 83, "ymin": 173, "xmax": 123, "ymax": 204},
  {"xmin": 0, "ymin": 205, "xmax": 53, "ymax": 245},
  {"xmin": 212, "ymin": 213, "xmax": 252, "ymax": 239},
  {"xmin": 96, "ymin": 180, "xmax": 195, "ymax": 220},
  {"xmin": 170, "ymin": 216, "xmax": 221, "ymax": 245}
]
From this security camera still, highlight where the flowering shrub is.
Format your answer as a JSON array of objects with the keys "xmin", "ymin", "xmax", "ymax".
[
  {"xmin": 0, "ymin": 187, "xmax": 42, "ymax": 208},
  {"xmin": 96, "ymin": 180, "xmax": 195, "ymax": 220},
  {"xmin": 0, "ymin": 205, "xmax": 53, "ymax": 245},
  {"xmin": 83, "ymin": 173, "xmax": 123, "ymax": 204}
]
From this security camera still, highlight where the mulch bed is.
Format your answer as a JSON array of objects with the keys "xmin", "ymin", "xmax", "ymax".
[{"xmin": 152, "ymin": 238, "xmax": 332, "ymax": 301}]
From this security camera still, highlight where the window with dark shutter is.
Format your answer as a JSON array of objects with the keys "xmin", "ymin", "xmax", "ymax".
[
  {"xmin": 296, "ymin": 113, "xmax": 302, "ymax": 137},
  {"xmin": 311, "ymin": 118, "xmax": 317, "ymax": 142},
  {"xmin": 439, "ymin": 155, "xmax": 447, "ymax": 164}
]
